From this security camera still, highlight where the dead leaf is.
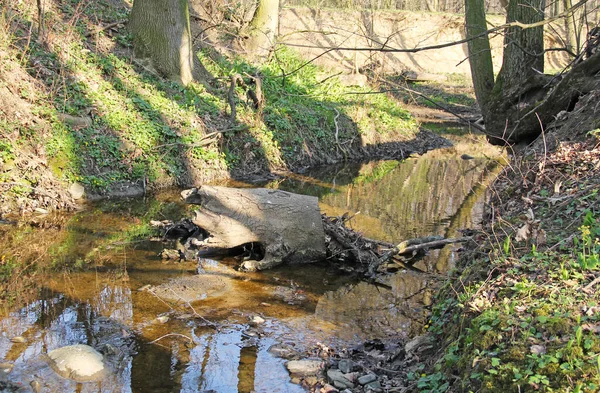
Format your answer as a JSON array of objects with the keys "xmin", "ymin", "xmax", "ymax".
[
  {"xmin": 530, "ymin": 344, "xmax": 546, "ymax": 355},
  {"xmin": 582, "ymin": 323, "xmax": 600, "ymax": 333},
  {"xmin": 515, "ymin": 222, "xmax": 531, "ymax": 242}
]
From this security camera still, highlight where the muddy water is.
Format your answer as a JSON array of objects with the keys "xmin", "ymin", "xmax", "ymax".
[{"xmin": 0, "ymin": 129, "xmax": 502, "ymax": 392}]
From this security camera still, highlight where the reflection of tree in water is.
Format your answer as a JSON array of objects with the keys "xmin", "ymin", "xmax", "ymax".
[
  {"xmin": 315, "ymin": 271, "xmax": 433, "ymax": 340},
  {"xmin": 314, "ymin": 154, "xmax": 502, "ymax": 340}
]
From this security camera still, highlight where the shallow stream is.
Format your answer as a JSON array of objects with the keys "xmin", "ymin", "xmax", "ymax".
[{"xmin": 0, "ymin": 128, "xmax": 502, "ymax": 392}]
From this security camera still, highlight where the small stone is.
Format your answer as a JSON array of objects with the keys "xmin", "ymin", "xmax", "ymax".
[
  {"xmin": 358, "ymin": 373, "xmax": 377, "ymax": 385},
  {"xmin": 250, "ymin": 315, "xmax": 265, "ymax": 325},
  {"xmin": 68, "ymin": 183, "xmax": 85, "ymax": 200},
  {"xmin": 365, "ymin": 380, "xmax": 382, "ymax": 391},
  {"xmin": 47, "ymin": 344, "xmax": 105, "ymax": 381},
  {"xmin": 327, "ymin": 369, "xmax": 354, "ymax": 389},
  {"xmin": 405, "ymin": 335, "xmax": 434, "ymax": 353},
  {"xmin": 10, "ymin": 336, "xmax": 26, "ymax": 343},
  {"xmin": 286, "ymin": 360, "xmax": 324, "ymax": 376},
  {"xmin": 155, "ymin": 316, "xmax": 169, "ymax": 324},
  {"xmin": 30, "ymin": 380, "xmax": 41, "ymax": 393},
  {"xmin": 321, "ymin": 383, "xmax": 339, "ymax": 393},
  {"xmin": 268, "ymin": 343, "xmax": 296, "ymax": 359},
  {"xmin": 338, "ymin": 359, "xmax": 354, "ymax": 373}
]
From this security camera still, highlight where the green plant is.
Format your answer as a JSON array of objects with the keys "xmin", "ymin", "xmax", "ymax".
[{"xmin": 575, "ymin": 211, "xmax": 600, "ymax": 270}]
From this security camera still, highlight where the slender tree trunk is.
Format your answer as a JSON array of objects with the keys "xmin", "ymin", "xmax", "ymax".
[
  {"xmin": 244, "ymin": 0, "xmax": 280, "ymax": 60},
  {"xmin": 129, "ymin": 0, "xmax": 198, "ymax": 85},
  {"xmin": 564, "ymin": 0, "xmax": 579, "ymax": 55},
  {"xmin": 465, "ymin": 0, "xmax": 495, "ymax": 121}
]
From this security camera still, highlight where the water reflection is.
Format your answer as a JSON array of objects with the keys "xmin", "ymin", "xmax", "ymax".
[{"xmin": 0, "ymin": 131, "xmax": 503, "ymax": 392}]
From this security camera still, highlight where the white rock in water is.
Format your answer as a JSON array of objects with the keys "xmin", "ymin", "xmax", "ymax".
[
  {"xmin": 68, "ymin": 183, "xmax": 85, "ymax": 200},
  {"xmin": 48, "ymin": 344, "xmax": 105, "ymax": 381}
]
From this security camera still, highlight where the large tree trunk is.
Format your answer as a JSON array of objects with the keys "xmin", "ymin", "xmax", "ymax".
[
  {"xmin": 129, "ymin": 0, "xmax": 199, "ymax": 85},
  {"xmin": 182, "ymin": 186, "xmax": 326, "ymax": 271},
  {"xmin": 466, "ymin": 0, "xmax": 552, "ymax": 144},
  {"xmin": 242, "ymin": 0, "xmax": 280, "ymax": 60}
]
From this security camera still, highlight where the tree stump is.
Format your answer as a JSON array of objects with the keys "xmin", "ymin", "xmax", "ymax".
[{"xmin": 181, "ymin": 186, "xmax": 326, "ymax": 271}]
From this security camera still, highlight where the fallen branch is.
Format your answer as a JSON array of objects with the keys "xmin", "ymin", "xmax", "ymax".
[
  {"xmin": 85, "ymin": 20, "xmax": 127, "ymax": 38},
  {"xmin": 368, "ymin": 236, "xmax": 471, "ymax": 276}
]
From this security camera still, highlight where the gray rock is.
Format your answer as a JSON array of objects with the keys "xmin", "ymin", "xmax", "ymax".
[
  {"xmin": 365, "ymin": 380, "xmax": 382, "ymax": 391},
  {"xmin": 47, "ymin": 344, "xmax": 105, "ymax": 381},
  {"xmin": 327, "ymin": 369, "xmax": 355, "ymax": 389},
  {"xmin": 286, "ymin": 360, "xmax": 324, "ymax": 376},
  {"xmin": 358, "ymin": 373, "xmax": 377, "ymax": 385},
  {"xmin": 268, "ymin": 343, "xmax": 296, "ymax": 359},
  {"xmin": 338, "ymin": 359, "xmax": 354, "ymax": 373},
  {"xmin": 405, "ymin": 335, "xmax": 434, "ymax": 354},
  {"xmin": 68, "ymin": 183, "xmax": 85, "ymax": 200}
]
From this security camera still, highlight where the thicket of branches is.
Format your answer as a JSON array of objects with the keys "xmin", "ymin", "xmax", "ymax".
[{"xmin": 282, "ymin": 0, "xmax": 600, "ymax": 17}]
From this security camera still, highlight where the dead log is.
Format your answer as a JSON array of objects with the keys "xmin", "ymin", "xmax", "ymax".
[{"xmin": 181, "ymin": 186, "xmax": 326, "ymax": 271}]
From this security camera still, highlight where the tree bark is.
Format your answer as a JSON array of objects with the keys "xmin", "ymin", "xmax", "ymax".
[
  {"xmin": 182, "ymin": 186, "xmax": 326, "ymax": 271},
  {"xmin": 466, "ymin": 0, "xmax": 551, "ymax": 144},
  {"xmin": 243, "ymin": 0, "xmax": 280, "ymax": 60},
  {"xmin": 465, "ymin": 0, "xmax": 495, "ymax": 121},
  {"xmin": 129, "ymin": 0, "xmax": 199, "ymax": 85}
]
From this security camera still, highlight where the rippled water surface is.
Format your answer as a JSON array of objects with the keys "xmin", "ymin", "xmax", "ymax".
[{"xmin": 0, "ymin": 129, "xmax": 503, "ymax": 392}]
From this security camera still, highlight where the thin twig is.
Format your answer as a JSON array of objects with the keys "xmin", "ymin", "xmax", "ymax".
[
  {"xmin": 149, "ymin": 333, "xmax": 194, "ymax": 345},
  {"xmin": 85, "ymin": 20, "xmax": 126, "ymax": 37}
]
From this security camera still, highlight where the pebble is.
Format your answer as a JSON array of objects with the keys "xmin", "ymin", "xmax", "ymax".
[
  {"xmin": 321, "ymin": 383, "xmax": 339, "ymax": 393},
  {"xmin": 338, "ymin": 359, "xmax": 354, "ymax": 373},
  {"xmin": 47, "ymin": 344, "xmax": 105, "ymax": 381},
  {"xmin": 286, "ymin": 359, "xmax": 324, "ymax": 376},
  {"xmin": 10, "ymin": 336, "xmax": 26, "ymax": 343},
  {"xmin": 30, "ymin": 380, "xmax": 41, "ymax": 393},
  {"xmin": 155, "ymin": 316, "xmax": 169, "ymax": 324},
  {"xmin": 250, "ymin": 315, "xmax": 265, "ymax": 325},
  {"xmin": 268, "ymin": 343, "xmax": 296, "ymax": 359},
  {"xmin": 358, "ymin": 373, "xmax": 377, "ymax": 385},
  {"xmin": 327, "ymin": 369, "xmax": 355, "ymax": 389},
  {"xmin": 365, "ymin": 380, "xmax": 382, "ymax": 391}
]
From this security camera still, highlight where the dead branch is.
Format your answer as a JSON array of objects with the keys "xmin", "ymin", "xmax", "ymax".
[
  {"xmin": 85, "ymin": 20, "xmax": 127, "ymax": 38},
  {"xmin": 368, "ymin": 236, "xmax": 471, "ymax": 276},
  {"xmin": 228, "ymin": 74, "xmax": 244, "ymax": 122},
  {"xmin": 282, "ymin": 0, "xmax": 589, "ymax": 54}
]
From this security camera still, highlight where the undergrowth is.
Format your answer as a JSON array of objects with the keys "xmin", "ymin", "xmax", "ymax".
[
  {"xmin": 0, "ymin": 0, "xmax": 417, "ymax": 212},
  {"xmin": 417, "ymin": 137, "xmax": 600, "ymax": 393}
]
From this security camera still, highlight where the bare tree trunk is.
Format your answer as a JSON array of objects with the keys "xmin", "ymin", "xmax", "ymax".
[
  {"xmin": 243, "ymin": 0, "xmax": 280, "ymax": 60},
  {"xmin": 129, "ymin": 0, "xmax": 199, "ymax": 85},
  {"xmin": 564, "ymin": 0, "xmax": 579, "ymax": 55},
  {"xmin": 465, "ymin": 0, "xmax": 495, "ymax": 120}
]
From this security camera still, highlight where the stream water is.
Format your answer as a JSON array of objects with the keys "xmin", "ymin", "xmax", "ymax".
[{"xmin": 0, "ymin": 129, "xmax": 502, "ymax": 392}]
